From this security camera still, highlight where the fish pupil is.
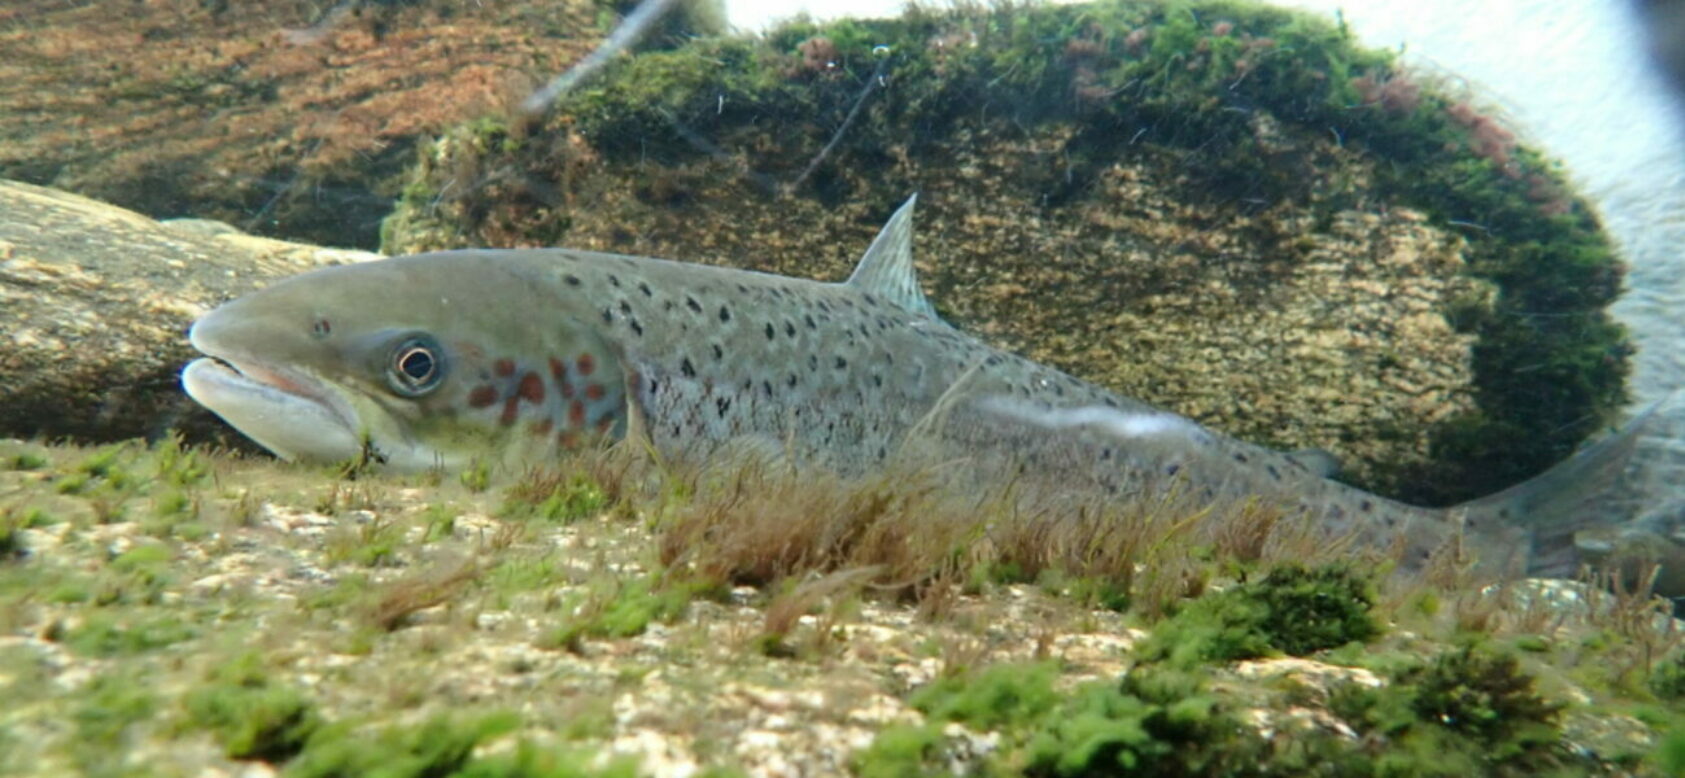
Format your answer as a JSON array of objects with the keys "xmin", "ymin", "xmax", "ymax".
[{"xmin": 399, "ymin": 348, "xmax": 435, "ymax": 381}]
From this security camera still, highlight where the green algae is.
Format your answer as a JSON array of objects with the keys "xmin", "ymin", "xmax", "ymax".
[
  {"xmin": 1138, "ymin": 562, "xmax": 1380, "ymax": 668},
  {"xmin": 182, "ymin": 653, "xmax": 322, "ymax": 762}
]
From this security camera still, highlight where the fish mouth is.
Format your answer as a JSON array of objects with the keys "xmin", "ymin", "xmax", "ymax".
[{"xmin": 181, "ymin": 352, "xmax": 364, "ymax": 463}]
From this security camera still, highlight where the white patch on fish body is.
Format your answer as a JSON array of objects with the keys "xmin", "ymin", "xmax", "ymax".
[{"xmin": 977, "ymin": 396, "xmax": 1204, "ymax": 440}]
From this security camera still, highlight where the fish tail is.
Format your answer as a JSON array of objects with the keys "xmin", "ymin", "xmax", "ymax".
[{"xmin": 1458, "ymin": 398, "xmax": 1668, "ymax": 578}]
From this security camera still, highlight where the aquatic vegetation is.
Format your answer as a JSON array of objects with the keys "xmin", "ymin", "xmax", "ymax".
[
  {"xmin": 543, "ymin": 574, "xmax": 699, "ymax": 651},
  {"xmin": 1137, "ymin": 562, "xmax": 1380, "ymax": 668},
  {"xmin": 181, "ymin": 654, "xmax": 322, "ymax": 761},
  {"xmin": 1328, "ymin": 644, "xmax": 1570, "ymax": 774}
]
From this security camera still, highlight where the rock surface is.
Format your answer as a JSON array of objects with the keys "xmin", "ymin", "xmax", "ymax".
[
  {"xmin": 0, "ymin": 179, "xmax": 379, "ymax": 445},
  {"xmin": 0, "ymin": 0, "xmax": 598, "ymax": 248}
]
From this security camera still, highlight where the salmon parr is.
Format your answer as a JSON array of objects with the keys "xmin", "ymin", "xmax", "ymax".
[{"xmin": 183, "ymin": 196, "xmax": 1648, "ymax": 578}]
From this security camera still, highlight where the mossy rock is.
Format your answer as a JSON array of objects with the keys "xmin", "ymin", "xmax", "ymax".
[{"xmin": 381, "ymin": 0, "xmax": 1629, "ymax": 504}]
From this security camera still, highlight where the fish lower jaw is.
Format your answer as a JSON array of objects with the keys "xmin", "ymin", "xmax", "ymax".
[{"xmin": 181, "ymin": 357, "xmax": 363, "ymax": 463}]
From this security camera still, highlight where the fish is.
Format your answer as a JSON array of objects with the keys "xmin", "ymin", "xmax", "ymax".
[{"xmin": 181, "ymin": 195, "xmax": 1651, "ymax": 578}]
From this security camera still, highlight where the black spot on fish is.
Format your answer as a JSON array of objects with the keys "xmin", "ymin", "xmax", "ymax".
[
  {"xmin": 805, "ymin": 315, "xmax": 817, "ymax": 330},
  {"xmin": 835, "ymin": 356, "xmax": 847, "ymax": 369},
  {"xmin": 715, "ymin": 397, "xmax": 731, "ymax": 417},
  {"xmin": 719, "ymin": 306, "xmax": 731, "ymax": 323},
  {"xmin": 871, "ymin": 375, "xmax": 882, "ymax": 387},
  {"xmin": 763, "ymin": 380, "xmax": 773, "ymax": 396},
  {"xmin": 681, "ymin": 358, "xmax": 696, "ymax": 378},
  {"xmin": 863, "ymin": 293, "xmax": 877, "ymax": 306},
  {"xmin": 564, "ymin": 274, "xmax": 581, "ymax": 286},
  {"xmin": 808, "ymin": 355, "xmax": 818, "ymax": 372},
  {"xmin": 1100, "ymin": 447, "xmax": 1113, "ymax": 461},
  {"xmin": 787, "ymin": 374, "xmax": 798, "ymax": 387},
  {"xmin": 619, "ymin": 300, "xmax": 632, "ymax": 314},
  {"xmin": 858, "ymin": 323, "xmax": 870, "ymax": 337},
  {"xmin": 686, "ymin": 296, "xmax": 702, "ymax": 313},
  {"xmin": 1166, "ymin": 463, "xmax": 1181, "ymax": 476},
  {"xmin": 817, "ymin": 300, "xmax": 831, "ymax": 312},
  {"xmin": 647, "ymin": 378, "xmax": 660, "ymax": 395},
  {"xmin": 1266, "ymin": 465, "xmax": 1281, "ymax": 480},
  {"xmin": 985, "ymin": 356, "xmax": 1001, "ymax": 367},
  {"xmin": 1360, "ymin": 500, "xmax": 1374, "ymax": 512},
  {"xmin": 765, "ymin": 323, "xmax": 775, "ymax": 340},
  {"xmin": 630, "ymin": 318, "xmax": 644, "ymax": 337},
  {"xmin": 671, "ymin": 423, "xmax": 682, "ymax": 438},
  {"xmin": 664, "ymin": 300, "xmax": 675, "ymax": 311},
  {"xmin": 877, "ymin": 446, "xmax": 886, "ymax": 459},
  {"xmin": 608, "ymin": 274, "xmax": 621, "ymax": 287},
  {"xmin": 711, "ymin": 344, "xmax": 723, "ymax": 360},
  {"xmin": 639, "ymin": 282, "xmax": 653, "ymax": 297},
  {"xmin": 601, "ymin": 308, "xmax": 613, "ymax": 324},
  {"xmin": 736, "ymin": 284, "xmax": 749, "ymax": 294},
  {"xmin": 785, "ymin": 321, "xmax": 796, "ymax": 337},
  {"xmin": 1233, "ymin": 452, "xmax": 1248, "ymax": 463}
]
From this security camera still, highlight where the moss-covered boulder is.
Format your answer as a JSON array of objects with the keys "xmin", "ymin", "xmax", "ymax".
[{"xmin": 382, "ymin": 0, "xmax": 1629, "ymax": 505}]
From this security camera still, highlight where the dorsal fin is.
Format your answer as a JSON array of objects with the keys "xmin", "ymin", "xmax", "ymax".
[{"xmin": 846, "ymin": 194, "xmax": 938, "ymax": 318}]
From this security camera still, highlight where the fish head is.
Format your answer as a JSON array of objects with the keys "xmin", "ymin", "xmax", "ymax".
[{"xmin": 181, "ymin": 253, "xmax": 627, "ymax": 472}]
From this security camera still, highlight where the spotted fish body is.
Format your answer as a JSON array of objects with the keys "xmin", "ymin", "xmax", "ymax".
[{"xmin": 184, "ymin": 196, "xmax": 1646, "ymax": 578}]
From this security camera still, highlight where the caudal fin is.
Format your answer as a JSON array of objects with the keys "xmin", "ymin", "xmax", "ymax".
[{"xmin": 1458, "ymin": 399, "xmax": 1668, "ymax": 578}]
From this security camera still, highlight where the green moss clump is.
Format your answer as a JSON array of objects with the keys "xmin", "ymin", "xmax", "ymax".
[
  {"xmin": 71, "ymin": 671, "xmax": 158, "ymax": 773},
  {"xmin": 545, "ymin": 575, "xmax": 698, "ymax": 651},
  {"xmin": 499, "ymin": 472, "xmax": 609, "ymax": 523},
  {"xmin": 859, "ymin": 663, "xmax": 1299, "ymax": 776},
  {"xmin": 1651, "ymin": 653, "xmax": 1685, "ymax": 702},
  {"xmin": 1330, "ymin": 644, "xmax": 1567, "ymax": 774},
  {"xmin": 1138, "ymin": 563, "xmax": 1379, "ymax": 668},
  {"xmin": 285, "ymin": 711, "xmax": 519, "ymax": 778},
  {"xmin": 182, "ymin": 654, "xmax": 321, "ymax": 762},
  {"xmin": 911, "ymin": 661, "xmax": 1063, "ymax": 730},
  {"xmin": 64, "ymin": 612, "xmax": 197, "ymax": 657}
]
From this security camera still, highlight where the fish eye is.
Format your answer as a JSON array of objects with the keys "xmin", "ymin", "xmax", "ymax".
[{"xmin": 387, "ymin": 336, "xmax": 444, "ymax": 396}]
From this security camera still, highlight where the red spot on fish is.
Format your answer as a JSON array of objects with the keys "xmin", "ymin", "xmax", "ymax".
[
  {"xmin": 531, "ymin": 419, "xmax": 554, "ymax": 436},
  {"xmin": 585, "ymin": 383, "xmax": 606, "ymax": 401},
  {"xmin": 576, "ymin": 353, "xmax": 595, "ymax": 376},
  {"xmin": 518, "ymin": 372, "xmax": 544, "ymax": 403},
  {"xmin": 568, "ymin": 400, "xmax": 586, "ymax": 427},
  {"xmin": 596, "ymin": 415, "xmax": 615, "ymax": 435},
  {"xmin": 500, "ymin": 396, "xmax": 519, "ymax": 426},
  {"xmin": 494, "ymin": 359, "xmax": 515, "ymax": 377},
  {"xmin": 468, "ymin": 385, "xmax": 499, "ymax": 408},
  {"xmin": 558, "ymin": 430, "xmax": 580, "ymax": 449},
  {"xmin": 549, "ymin": 357, "xmax": 568, "ymax": 381}
]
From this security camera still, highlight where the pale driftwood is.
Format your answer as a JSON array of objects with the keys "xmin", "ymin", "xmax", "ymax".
[{"xmin": 0, "ymin": 179, "xmax": 380, "ymax": 447}]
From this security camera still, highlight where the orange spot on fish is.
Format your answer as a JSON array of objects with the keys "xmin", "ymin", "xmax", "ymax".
[
  {"xmin": 596, "ymin": 415, "xmax": 615, "ymax": 434},
  {"xmin": 518, "ymin": 372, "xmax": 544, "ymax": 403},
  {"xmin": 568, "ymin": 400, "xmax": 586, "ymax": 427},
  {"xmin": 585, "ymin": 383, "xmax": 606, "ymax": 401},
  {"xmin": 468, "ymin": 385, "xmax": 498, "ymax": 408},
  {"xmin": 558, "ymin": 430, "xmax": 580, "ymax": 449},
  {"xmin": 531, "ymin": 419, "xmax": 554, "ymax": 436},
  {"xmin": 500, "ymin": 396, "xmax": 519, "ymax": 426},
  {"xmin": 576, "ymin": 353, "xmax": 595, "ymax": 376},
  {"xmin": 495, "ymin": 359, "xmax": 515, "ymax": 377}
]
